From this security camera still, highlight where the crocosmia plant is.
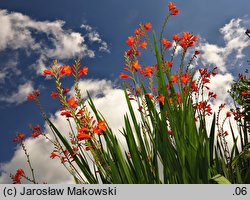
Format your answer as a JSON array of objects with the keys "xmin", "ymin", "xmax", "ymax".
[{"xmin": 11, "ymin": 2, "xmax": 250, "ymax": 184}]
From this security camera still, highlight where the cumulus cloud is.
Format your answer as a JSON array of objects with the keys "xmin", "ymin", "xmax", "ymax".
[
  {"xmin": 0, "ymin": 79, "xmax": 130, "ymax": 183},
  {"xmin": 0, "ymin": 82, "xmax": 34, "ymax": 105},
  {"xmin": 0, "ymin": 137, "xmax": 73, "ymax": 184},
  {"xmin": 1, "ymin": 17, "xmax": 249, "ymax": 183},
  {"xmin": 0, "ymin": 9, "xmax": 110, "ymax": 104},
  {"xmin": 197, "ymin": 18, "xmax": 250, "ymax": 148},
  {"xmin": 0, "ymin": 53, "xmax": 20, "ymax": 84},
  {"xmin": 77, "ymin": 79, "xmax": 133, "ymax": 131},
  {"xmin": 0, "ymin": 9, "xmax": 109, "ymax": 57},
  {"xmin": 209, "ymin": 73, "xmax": 234, "ymax": 104},
  {"xmin": 81, "ymin": 24, "xmax": 110, "ymax": 53},
  {"xmin": 199, "ymin": 18, "xmax": 250, "ymax": 72},
  {"xmin": 0, "ymin": 9, "xmax": 108, "ymax": 72},
  {"xmin": 197, "ymin": 17, "xmax": 249, "ymax": 115}
]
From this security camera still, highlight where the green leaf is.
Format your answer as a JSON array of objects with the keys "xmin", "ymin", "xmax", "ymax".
[
  {"xmin": 46, "ymin": 117, "xmax": 97, "ymax": 183},
  {"xmin": 211, "ymin": 174, "xmax": 231, "ymax": 184}
]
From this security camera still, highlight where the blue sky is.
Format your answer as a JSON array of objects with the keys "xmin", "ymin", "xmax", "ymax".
[{"xmin": 0, "ymin": 0, "xmax": 249, "ymax": 183}]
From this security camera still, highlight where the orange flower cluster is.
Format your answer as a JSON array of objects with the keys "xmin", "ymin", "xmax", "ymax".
[
  {"xmin": 161, "ymin": 38, "xmax": 172, "ymax": 49},
  {"xmin": 140, "ymin": 66, "xmax": 155, "ymax": 77},
  {"xmin": 168, "ymin": 2, "xmax": 180, "ymax": 16},
  {"xmin": 241, "ymin": 91, "xmax": 249, "ymax": 96},
  {"xmin": 12, "ymin": 169, "xmax": 25, "ymax": 184},
  {"xmin": 27, "ymin": 91, "xmax": 40, "ymax": 101},
  {"xmin": 43, "ymin": 64, "xmax": 88, "ymax": 78},
  {"xmin": 171, "ymin": 73, "xmax": 190, "ymax": 85},
  {"xmin": 120, "ymin": 22, "xmax": 152, "ymax": 79},
  {"xmin": 50, "ymin": 147, "xmax": 78, "ymax": 163},
  {"xmin": 30, "ymin": 124, "xmax": 42, "ymax": 138},
  {"xmin": 13, "ymin": 133, "xmax": 25, "ymax": 143},
  {"xmin": 77, "ymin": 121, "xmax": 107, "ymax": 141}
]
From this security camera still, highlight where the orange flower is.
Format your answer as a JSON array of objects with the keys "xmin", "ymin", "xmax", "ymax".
[
  {"xmin": 161, "ymin": 38, "xmax": 172, "ymax": 49},
  {"xmin": 67, "ymin": 96, "xmax": 77, "ymax": 107},
  {"xmin": 19, "ymin": 133, "xmax": 25, "ymax": 140},
  {"xmin": 141, "ymin": 66, "xmax": 154, "ymax": 77},
  {"xmin": 43, "ymin": 69, "xmax": 54, "ymax": 76},
  {"xmin": 180, "ymin": 73, "xmax": 189, "ymax": 84},
  {"xmin": 50, "ymin": 151, "xmax": 58, "ymax": 159},
  {"xmin": 135, "ymin": 28, "xmax": 142, "ymax": 36},
  {"xmin": 50, "ymin": 91, "xmax": 58, "ymax": 99},
  {"xmin": 167, "ymin": 61, "xmax": 173, "ymax": 67},
  {"xmin": 13, "ymin": 133, "xmax": 25, "ymax": 143},
  {"xmin": 172, "ymin": 34, "xmax": 179, "ymax": 41},
  {"xmin": 168, "ymin": 2, "xmax": 176, "ymax": 11},
  {"xmin": 77, "ymin": 132, "xmax": 92, "ymax": 140},
  {"xmin": 127, "ymin": 49, "xmax": 133, "ymax": 56},
  {"xmin": 199, "ymin": 68, "xmax": 208, "ymax": 76},
  {"xmin": 60, "ymin": 65, "xmax": 72, "ymax": 76},
  {"xmin": 224, "ymin": 131, "xmax": 229, "ymax": 136},
  {"xmin": 136, "ymin": 51, "xmax": 141, "ymax": 56},
  {"xmin": 60, "ymin": 111, "xmax": 72, "ymax": 118},
  {"xmin": 78, "ymin": 66, "xmax": 88, "ymax": 77},
  {"xmin": 16, "ymin": 169, "xmax": 25, "ymax": 176},
  {"xmin": 120, "ymin": 73, "xmax": 132, "ymax": 79},
  {"xmin": 179, "ymin": 40, "xmax": 187, "ymax": 49},
  {"xmin": 169, "ymin": 98, "xmax": 173, "ymax": 104},
  {"xmin": 168, "ymin": 130, "xmax": 173, "ymax": 135},
  {"xmin": 171, "ymin": 74, "xmax": 179, "ymax": 84},
  {"xmin": 63, "ymin": 88, "xmax": 70, "ymax": 94},
  {"xmin": 219, "ymin": 103, "xmax": 225, "ymax": 109},
  {"xmin": 12, "ymin": 169, "xmax": 25, "ymax": 184},
  {"xmin": 170, "ymin": 9, "xmax": 180, "ymax": 16},
  {"xmin": 191, "ymin": 80, "xmax": 198, "ymax": 92},
  {"xmin": 132, "ymin": 60, "xmax": 141, "ymax": 71},
  {"xmin": 226, "ymin": 112, "xmax": 231, "ymax": 118},
  {"xmin": 136, "ymin": 87, "xmax": 142, "ymax": 94},
  {"xmin": 194, "ymin": 50, "xmax": 200, "ymax": 55},
  {"xmin": 78, "ymin": 127, "xmax": 89, "ymax": 133},
  {"xmin": 144, "ymin": 23, "xmax": 152, "ymax": 30},
  {"xmin": 156, "ymin": 94, "xmax": 165, "ymax": 105},
  {"xmin": 192, "ymin": 35, "xmax": 198, "ymax": 42},
  {"xmin": 93, "ymin": 121, "xmax": 107, "ymax": 135},
  {"xmin": 99, "ymin": 121, "xmax": 107, "ymax": 131},
  {"xmin": 180, "ymin": 32, "xmax": 198, "ymax": 49},
  {"xmin": 145, "ymin": 93, "xmax": 154, "ymax": 99},
  {"xmin": 183, "ymin": 32, "xmax": 191, "ymax": 40},
  {"xmin": 27, "ymin": 94, "xmax": 35, "ymax": 101},
  {"xmin": 239, "ymin": 74, "xmax": 246, "ymax": 79},
  {"xmin": 139, "ymin": 41, "xmax": 147, "ymax": 49},
  {"xmin": 241, "ymin": 91, "xmax": 249, "ymax": 96},
  {"xmin": 126, "ymin": 36, "xmax": 136, "ymax": 46},
  {"xmin": 31, "ymin": 132, "xmax": 40, "ymax": 138}
]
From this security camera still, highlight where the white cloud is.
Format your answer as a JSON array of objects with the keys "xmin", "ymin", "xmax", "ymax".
[
  {"xmin": 81, "ymin": 23, "xmax": 110, "ymax": 53},
  {"xmin": 0, "ymin": 9, "xmax": 106, "ymax": 73},
  {"xmin": 70, "ymin": 79, "xmax": 113, "ymax": 98},
  {"xmin": 0, "ymin": 137, "xmax": 73, "ymax": 184},
  {"xmin": 199, "ymin": 18, "xmax": 250, "ymax": 72},
  {"xmin": 209, "ymin": 73, "xmax": 234, "ymax": 103},
  {"xmin": 76, "ymin": 79, "xmax": 132, "ymax": 132},
  {"xmin": 0, "ymin": 53, "xmax": 21, "ymax": 84},
  {"xmin": 0, "ymin": 9, "xmax": 110, "ymax": 104},
  {"xmin": 200, "ymin": 43, "xmax": 226, "ymax": 71},
  {"xmin": 0, "ymin": 82, "xmax": 34, "ymax": 105},
  {"xmin": 197, "ymin": 18, "xmax": 249, "ymax": 141},
  {"xmin": 0, "ymin": 79, "xmax": 130, "ymax": 183},
  {"xmin": 1, "ymin": 16, "xmax": 249, "ymax": 183}
]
